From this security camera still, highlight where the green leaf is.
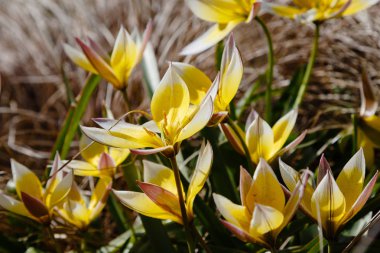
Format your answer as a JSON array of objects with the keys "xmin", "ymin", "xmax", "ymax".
[{"xmin": 97, "ymin": 231, "xmax": 132, "ymax": 253}]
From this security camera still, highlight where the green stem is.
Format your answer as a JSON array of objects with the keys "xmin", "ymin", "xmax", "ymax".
[
  {"xmin": 293, "ymin": 23, "xmax": 320, "ymax": 109},
  {"xmin": 255, "ymin": 17, "xmax": 274, "ymax": 124},
  {"xmin": 328, "ymin": 240, "xmax": 338, "ymax": 253},
  {"xmin": 169, "ymin": 156, "xmax": 195, "ymax": 253},
  {"xmin": 226, "ymin": 117, "xmax": 254, "ymax": 174},
  {"xmin": 59, "ymin": 74, "xmax": 102, "ymax": 159},
  {"xmin": 46, "ymin": 225, "xmax": 62, "ymax": 253}
]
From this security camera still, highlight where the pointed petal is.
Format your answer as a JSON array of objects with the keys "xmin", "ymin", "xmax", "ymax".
[
  {"xmin": 249, "ymin": 204, "xmax": 284, "ymax": 236},
  {"xmin": 220, "ymin": 123, "xmax": 245, "ymax": 155},
  {"xmin": 311, "ymin": 171, "xmax": 346, "ymax": 234},
  {"xmin": 81, "ymin": 126, "xmax": 154, "ymax": 149},
  {"xmin": 130, "ymin": 146, "xmax": 173, "ymax": 156},
  {"xmin": 45, "ymin": 153, "xmax": 64, "ymax": 194},
  {"xmin": 177, "ymin": 93, "xmax": 214, "ymax": 142},
  {"xmin": 272, "ymin": 110, "xmax": 298, "ymax": 153},
  {"xmin": 239, "ymin": 167, "xmax": 252, "ymax": 207},
  {"xmin": 317, "ymin": 154, "xmax": 331, "ymax": 186},
  {"xmin": 246, "ymin": 159, "xmax": 285, "ymax": 213},
  {"xmin": 172, "ymin": 62, "xmax": 212, "ymax": 105},
  {"xmin": 342, "ymin": 0, "xmax": 379, "ymax": 16},
  {"xmin": 151, "ymin": 65, "xmax": 190, "ymax": 139},
  {"xmin": 0, "ymin": 194, "xmax": 33, "ymax": 218},
  {"xmin": 11, "ymin": 159, "xmax": 43, "ymax": 200},
  {"xmin": 274, "ymin": 171, "xmax": 310, "ymax": 237},
  {"xmin": 63, "ymin": 43, "xmax": 98, "ymax": 73},
  {"xmin": 108, "ymin": 147, "xmax": 130, "ymax": 167},
  {"xmin": 142, "ymin": 161, "xmax": 177, "ymax": 196},
  {"xmin": 216, "ymin": 34, "xmax": 243, "ymax": 112},
  {"xmin": 186, "ymin": 0, "xmax": 245, "ymax": 23},
  {"xmin": 66, "ymin": 160, "xmax": 101, "ymax": 177},
  {"xmin": 138, "ymin": 182, "xmax": 182, "ymax": 219},
  {"xmin": 93, "ymin": 118, "xmax": 163, "ymax": 148},
  {"xmin": 76, "ymin": 38, "xmax": 121, "ymax": 88},
  {"xmin": 89, "ymin": 177, "xmax": 112, "ymax": 211},
  {"xmin": 79, "ymin": 134, "xmax": 107, "ymax": 167},
  {"xmin": 264, "ymin": 4, "xmax": 306, "ymax": 19},
  {"xmin": 47, "ymin": 170, "xmax": 73, "ymax": 209},
  {"xmin": 98, "ymin": 152, "xmax": 116, "ymax": 171},
  {"xmin": 336, "ymin": 149, "xmax": 365, "ymax": 210},
  {"xmin": 213, "ymin": 193, "xmax": 250, "ymax": 230},
  {"xmin": 275, "ymin": 130, "xmax": 307, "ymax": 158},
  {"xmin": 180, "ymin": 22, "xmax": 240, "ymax": 55},
  {"xmin": 187, "ymin": 141, "xmax": 213, "ymax": 215},
  {"xmin": 359, "ymin": 67, "xmax": 378, "ymax": 117},
  {"xmin": 21, "ymin": 192, "xmax": 50, "ymax": 223},
  {"xmin": 114, "ymin": 190, "xmax": 183, "ymax": 224},
  {"xmin": 279, "ymin": 159, "xmax": 314, "ymax": 213},
  {"xmin": 246, "ymin": 116, "xmax": 275, "ymax": 164},
  {"xmin": 340, "ymin": 171, "xmax": 378, "ymax": 225}
]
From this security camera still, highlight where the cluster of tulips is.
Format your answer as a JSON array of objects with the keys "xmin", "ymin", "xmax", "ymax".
[{"xmin": 1, "ymin": 0, "xmax": 380, "ymax": 252}]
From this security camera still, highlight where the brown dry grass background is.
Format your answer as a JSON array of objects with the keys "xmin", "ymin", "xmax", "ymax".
[{"xmin": 0, "ymin": 0, "xmax": 379, "ymax": 236}]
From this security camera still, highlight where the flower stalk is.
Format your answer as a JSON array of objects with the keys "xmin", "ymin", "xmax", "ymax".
[
  {"xmin": 255, "ymin": 17, "xmax": 274, "ymax": 123},
  {"xmin": 169, "ymin": 156, "xmax": 195, "ymax": 253},
  {"xmin": 293, "ymin": 22, "xmax": 320, "ymax": 108}
]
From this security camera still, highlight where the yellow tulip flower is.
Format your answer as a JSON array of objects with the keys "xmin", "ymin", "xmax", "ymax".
[
  {"xmin": 0, "ymin": 155, "xmax": 73, "ymax": 224},
  {"xmin": 64, "ymin": 23, "xmax": 151, "ymax": 90},
  {"xmin": 81, "ymin": 65, "xmax": 216, "ymax": 157},
  {"xmin": 65, "ymin": 135, "xmax": 130, "ymax": 178},
  {"xmin": 214, "ymin": 159, "xmax": 308, "ymax": 249},
  {"xmin": 181, "ymin": 0, "xmax": 260, "ymax": 55},
  {"xmin": 356, "ymin": 69, "xmax": 380, "ymax": 167},
  {"xmin": 221, "ymin": 110, "xmax": 306, "ymax": 164},
  {"xmin": 279, "ymin": 149, "xmax": 378, "ymax": 239},
  {"xmin": 174, "ymin": 35, "xmax": 243, "ymax": 124},
  {"xmin": 113, "ymin": 141, "xmax": 213, "ymax": 224},
  {"xmin": 57, "ymin": 177, "xmax": 112, "ymax": 229},
  {"xmin": 266, "ymin": 0, "xmax": 379, "ymax": 22}
]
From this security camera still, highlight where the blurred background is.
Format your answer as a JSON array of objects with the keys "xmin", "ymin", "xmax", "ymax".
[{"xmin": 0, "ymin": 0, "xmax": 379, "ymax": 203}]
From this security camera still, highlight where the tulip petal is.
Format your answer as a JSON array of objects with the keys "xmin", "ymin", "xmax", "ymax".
[
  {"xmin": 130, "ymin": 146, "xmax": 174, "ymax": 156},
  {"xmin": 151, "ymin": 66, "xmax": 190, "ymax": 140},
  {"xmin": 311, "ymin": 171, "xmax": 346, "ymax": 235},
  {"xmin": 21, "ymin": 192, "xmax": 50, "ymax": 223},
  {"xmin": 279, "ymin": 159, "xmax": 315, "ymax": 213},
  {"xmin": 98, "ymin": 152, "xmax": 116, "ymax": 172},
  {"xmin": 340, "ymin": 171, "xmax": 378, "ymax": 225},
  {"xmin": 275, "ymin": 130, "xmax": 307, "ymax": 159},
  {"xmin": 342, "ymin": 0, "xmax": 379, "ymax": 16},
  {"xmin": 265, "ymin": 4, "xmax": 307, "ymax": 19},
  {"xmin": 272, "ymin": 110, "xmax": 298, "ymax": 154},
  {"xmin": 89, "ymin": 177, "xmax": 112, "ymax": 213},
  {"xmin": 249, "ymin": 204, "xmax": 284, "ymax": 236},
  {"xmin": 47, "ymin": 170, "xmax": 73, "ymax": 209},
  {"xmin": 317, "ymin": 154, "xmax": 331, "ymax": 186},
  {"xmin": 177, "ymin": 94, "xmax": 214, "ymax": 142},
  {"xmin": 246, "ymin": 116, "xmax": 275, "ymax": 163},
  {"xmin": 114, "ymin": 190, "xmax": 183, "ymax": 224},
  {"xmin": 247, "ymin": 159, "xmax": 285, "ymax": 213},
  {"xmin": 81, "ymin": 126, "xmax": 152, "ymax": 149},
  {"xmin": 172, "ymin": 62, "xmax": 212, "ymax": 105},
  {"xmin": 336, "ymin": 149, "xmax": 365, "ymax": 210},
  {"xmin": 63, "ymin": 44, "xmax": 98, "ymax": 73},
  {"xmin": 187, "ymin": 141, "xmax": 213, "ymax": 215},
  {"xmin": 0, "ymin": 194, "xmax": 32, "ymax": 218},
  {"xmin": 79, "ymin": 135, "xmax": 107, "ymax": 167},
  {"xmin": 181, "ymin": 22, "xmax": 240, "ymax": 55},
  {"xmin": 61, "ymin": 200, "xmax": 90, "ymax": 229},
  {"xmin": 138, "ymin": 182, "xmax": 182, "ymax": 218},
  {"xmin": 359, "ymin": 67, "xmax": 378, "ymax": 117},
  {"xmin": 142, "ymin": 160, "xmax": 178, "ymax": 196},
  {"xmin": 220, "ymin": 123, "xmax": 245, "ymax": 155},
  {"xmin": 93, "ymin": 118, "xmax": 163, "ymax": 148},
  {"xmin": 239, "ymin": 167, "xmax": 252, "ymax": 207},
  {"xmin": 213, "ymin": 193, "xmax": 250, "ymax": 230},
  {"xmin": 274, "ymin": 171, "xmax": 309, "ymax": 237},
  {"xmin": 76, "ymin": 38, "xmax": 121, "ymax": 88},
  {"xmin": 216, "ymin": 34, "xmax": 243, "ymax": 112},
  {"xmin": 11, "ymin": 159, "xmax": 43, "ymax": 200},
  {"xmin": 108, "ymin": 147, "xmax": 130, "ymax": 167},
  {"xmin": 66, "ymin": 160, "xmax": 101, "ymax": 177},
  {"xmin": 186, "ymin": 0, "xmax": 246, "ymax": 23}
]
